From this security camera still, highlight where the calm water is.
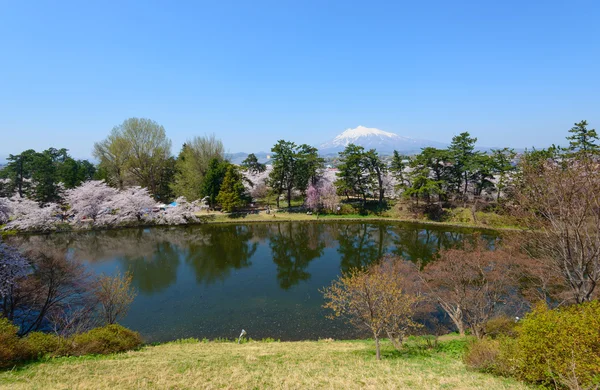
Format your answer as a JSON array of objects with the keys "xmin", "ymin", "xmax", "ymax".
[{"xmin": 9, "ymin": 222, "xmax": 494, "ymax": 342}]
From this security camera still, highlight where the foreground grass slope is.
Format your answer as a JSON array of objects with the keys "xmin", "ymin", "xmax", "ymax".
[{"xmin": 0, "ymin": 339, "xmax": 527, "ymax": 390}]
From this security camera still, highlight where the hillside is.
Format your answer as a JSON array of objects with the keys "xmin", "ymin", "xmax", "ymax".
[{"xmin": 0, "ymin": 338, "xmax": 527, "ymax": 390}]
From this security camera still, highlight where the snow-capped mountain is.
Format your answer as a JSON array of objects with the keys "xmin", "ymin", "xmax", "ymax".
[{"xmin": 319, "ymin": 126, "xmax": 447, "ymax": 155}]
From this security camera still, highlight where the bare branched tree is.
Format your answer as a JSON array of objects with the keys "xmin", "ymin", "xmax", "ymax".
[
  {"xmin": 517, "ymin": 156, "xmax": 600, "ymax": 303},
  {"xmin": 96, "ymin": 271, "xmax": 137, "ymax": 325},
  {"xmin": 322, "ymin": 258, "xmax": 421, "ymax": 359},
  {"xmin": 420, "ymin": 240, "xmax": 522, "ymax": 338}
]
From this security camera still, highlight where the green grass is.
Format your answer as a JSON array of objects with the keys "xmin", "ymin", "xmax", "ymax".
[{"xmin": 0, "ymin": 337, "xmax": 529, "ymax": 389}]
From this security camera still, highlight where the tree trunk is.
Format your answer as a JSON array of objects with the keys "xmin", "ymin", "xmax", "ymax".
[
  {"xmin": 375, "ymin": 336, "xmax": 381, "ymax": 360},
  {"xmin": 287, "ymin": 188, "xmax": 292, "ymax": 208}
]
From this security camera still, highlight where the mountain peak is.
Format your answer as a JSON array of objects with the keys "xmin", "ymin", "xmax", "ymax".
[
  {"xmin": 319, "ymin": 126, "xmax": 447, "ymax": 155},
  {"xmin": 335, "ymin": 126, "xmax": 397, "ymax": 140}
]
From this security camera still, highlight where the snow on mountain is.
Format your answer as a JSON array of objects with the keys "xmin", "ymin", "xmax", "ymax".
[{"xmin": 319, "ymin": 126, "xmax": 447, "ymax": 155}]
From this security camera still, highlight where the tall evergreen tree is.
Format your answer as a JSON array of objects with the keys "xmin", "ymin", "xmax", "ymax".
[{"xmin": 216, "ymin": 165, "xmax": 247, "ymax": 212}]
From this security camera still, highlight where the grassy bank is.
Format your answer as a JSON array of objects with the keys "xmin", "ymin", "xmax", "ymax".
[
  {"xmin": 203, "ymin": 210, "xmax": 520, "ymax": 231},
  {"xmin": 0, "ymin": 338, "xmax": 528, "ymax": 389}
]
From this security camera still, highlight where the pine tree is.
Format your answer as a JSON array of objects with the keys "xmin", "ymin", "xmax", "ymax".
[{"xmin": 216, "ymin": 165, "xmax": 247, "ymax": 212}]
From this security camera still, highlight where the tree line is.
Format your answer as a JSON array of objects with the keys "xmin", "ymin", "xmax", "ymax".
[{"xmin": 1, "ymin": 118, "xmax": 597, "ymax": 219}]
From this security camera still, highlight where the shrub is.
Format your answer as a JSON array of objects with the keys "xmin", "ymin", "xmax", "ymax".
[
  {"xmin": 464, "ymin": 338, "xmax": 501, "ymax": 373},
  {"xmin": 515, "ymin": 302, "xmax": 600, "ymax": 388},
  {"xmin": 71, "ymin": 324, "xmax": 142, "ymax": 356},
  {"xmin": 484, "ymin": 316, "xmax": 518, "ymax": 339},
  {"xmin": 463, "ymin": 337, "xmax": 517, "ymax": 377},
  {"xmin": 0, "ymin": 316, "xmax": 24, "ymax": 366},
  {"xmin": 23, "ymin": 332, "xmax": 61, "ymax": 358}
]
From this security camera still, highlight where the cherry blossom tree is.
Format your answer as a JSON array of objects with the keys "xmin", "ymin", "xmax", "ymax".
[
  {"xmin": 97, "ymin": 186, "xmax": 155, "ymax": 226},
  {"xmin": 0, "ymin": 241, "xmax": 30, "ymax": 298},
  {"xmin": 305, "ymin": 184, "xmax": 320, "ymax": 211},
  {"xmin": 154, "ymin": 197, "xmax": 200, "ymax": 225},
  {"xmin": 0, "ymin": 198, "xmax": 10, "ymax": 224},
  {"xmin": 4, "ymin": 198, "xmax": 61, "ymax": 232},
  {"xmin": 65, "ymin": 181, "xmax": 119, "ymax": 223},
  {"xmin": 304, "ymin": 179, "xmax": 339, "ymax": 213}
]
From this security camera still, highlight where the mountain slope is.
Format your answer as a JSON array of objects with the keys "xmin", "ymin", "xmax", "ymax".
[{"xmin": 319, "ymin": 126, "xmax": 447, "ymax": 155}]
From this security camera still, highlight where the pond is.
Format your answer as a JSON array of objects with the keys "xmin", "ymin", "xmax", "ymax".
[{"xmin": 9, "ymin": 222, "xmax": 496, "ymax": 342}]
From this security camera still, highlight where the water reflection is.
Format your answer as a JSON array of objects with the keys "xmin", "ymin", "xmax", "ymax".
[
  {"xmin": 184, "ymin": 225, "xmax": 257, "ymax": 285},
  {"xmin": 6, "ymin": 222, "xmax": 495, "ymax": 341},
  {"xmin": 269, "ymin": 223, "xmax": 326, "ymax": 289}
]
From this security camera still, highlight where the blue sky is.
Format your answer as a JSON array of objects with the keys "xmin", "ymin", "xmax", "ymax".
[{"xmin": 1, "ymin": 0, "xmax": 599, "ymax": 158}]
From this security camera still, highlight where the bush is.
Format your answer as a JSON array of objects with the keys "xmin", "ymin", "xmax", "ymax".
[
  {"xmin": 484, "ymin": 316, "xmax": 518, "ymax": 339},
  {"xmin": 515, "ymin": 302, "xmax": 600, "ymax": 388},
  {"xmin": 23, "ymin": 332, "xmax": 61, "ymax": 358},
  {"xmin": 0, "ymin": 316, "xmax": 24, "ymax": 366},
  {"xmin": 466, "ymin": 302, "xmax": 600, "ymax": 388},
  {"xmin": 71, "ymin": 324, "xmax": 142, "ymax": 356},
  {"xmin": 463, "ymin": 337, "xmax": 517, "ymax": 377}
]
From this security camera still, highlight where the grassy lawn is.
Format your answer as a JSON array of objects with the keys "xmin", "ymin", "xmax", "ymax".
[{"xmin": 0, "ymin": 338, "xmax": 528, "ymax": 390}]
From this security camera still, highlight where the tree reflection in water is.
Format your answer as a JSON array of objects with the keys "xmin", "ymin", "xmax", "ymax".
[{"xmin": 269, "ymin": 223, "xmax": 325, "ymax": 289}]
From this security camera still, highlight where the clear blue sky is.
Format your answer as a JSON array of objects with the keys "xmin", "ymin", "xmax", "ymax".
[{"xmin": 1, "ymin": 0, "xmax": 599, "ymax": 158}]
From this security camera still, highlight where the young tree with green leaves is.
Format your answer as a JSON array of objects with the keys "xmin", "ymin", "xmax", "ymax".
[
  {"xmin": 216, "ymin": 165, "xmax": 248, "ymax": 212},
  {"xmin": 94, "ymin": 118, "xmax": 173, "ymax": 198}
]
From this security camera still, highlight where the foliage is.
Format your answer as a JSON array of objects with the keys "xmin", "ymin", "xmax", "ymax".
[
  {"xmin": 268, "ymin": 140, "xmax": 323, "ymax": 208},
  {"xmin": 336, "ymin": 144, "xmax": 388, "ymax": 203},
  {"xmin": 1, "ymin": 148, "xmax": 95, "ymax": 203},
  {"xmin": 71, "ymin": 324, "xmax": 143, "ymax": 356},
  {"xmin": 171, "ymin": 135, "xmax": 224, "ymax": 201},
  {"xmin": 96, "ymin": 272, "xmax": 137, "ymax": 325},
  {"xmin": 93, "ymin": 118, "xmax": 172, "ymax": 198},
  {"xmin": 463, "ymin": 337, "xmax": 517, "ymax": 377},
  {"xmin": 23, "ymin": 332, "xmax": 61, "ymax": 358},
  {"xmin": 201, "ymin": 158, "xmax": 230, "ymax": 207},
  {"xmin": 566, "ymin": 119, "xmax": 599, "ymax": 157},
  {"xmin": 216, "ymin": 165, "xmax": 248, "ymax": 212},
  {"xmin": 241, "ymin": 153, "xmax": 266, "ymax": 174},
  {"xmin": 322, "ymin": 258, "xmax": 421, "ymax": 359},
  {"xmin": 514, "ymin": 302, "xmax": 600, "ymax": 388},
  {"xmin": 0, "ymin": 316, "xmax": 23, "ymax": 367}
]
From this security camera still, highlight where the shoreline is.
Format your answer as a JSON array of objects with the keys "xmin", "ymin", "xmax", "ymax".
[{"xmin": 2, "ymin": 212, "xmax": 524, "ymax": 236}]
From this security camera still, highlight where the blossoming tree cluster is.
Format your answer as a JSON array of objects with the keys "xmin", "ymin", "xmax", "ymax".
[{"xmin": 1, "ymin": 181, "xmax": 202, "ymax": 232}]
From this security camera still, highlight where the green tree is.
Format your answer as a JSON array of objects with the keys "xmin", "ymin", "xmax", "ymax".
[
  {"xmin": 201, "ymin": 158, "xmax": 230, "ymax": 207},
  {"xmin": 448, "ymin": 132, "xmax": 479, "ymax": 199},
  {"xmin": 364, "ymin": 149, "xmax": 387, "ymax": 204},
  {"xmin": 94, "ymin": 118, "xmax": 172, "ymax": 198},
  {"xmin": 268, "ymin": 140, "xmax": 322, "ymax": 208},
  {"xmin": 241, "ymin": 153, "xmax": 266, "ymax": 174},
  {"xmin": 390, "ymin": 151, "xmax": 410, "ymax": 190},
  {"xmin": 566, "ymin": 120, "xmax": 598, "ymax": 156},
  {"xmin": 93, "ymin": 128, "xmax": 131, "ymax": 189},
  {"xmin": 3, "ymin": 149, "xmax": 37, "ymax": 197},
  {"xmin": 171, "ymin": 135, "xmax": 224, "ymax": 201},
  {"xmin": 490, "ymin": 148, "xmax": 516, "ymax": 202},
  {"xmin": 336, "ymin": 144, "xmax": 369, "ymax": 201},
  {"xmin": 216, "ymin": 165, "xmax": 247, "ymax": 212}
]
